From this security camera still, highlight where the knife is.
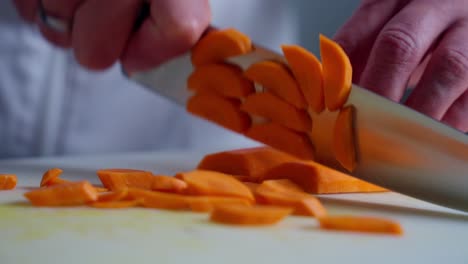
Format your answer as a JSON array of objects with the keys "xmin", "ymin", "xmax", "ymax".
[{"xmin": 123, "ymin": 28, "xmax": 468, "ymax": 212}]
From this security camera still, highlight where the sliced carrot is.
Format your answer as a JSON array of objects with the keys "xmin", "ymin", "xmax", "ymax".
[
  {"xmin": 244, "ymin": 60, "xmax": 307, "ymax": 109},
  {"xmin": 191, "ymin": 28, "xmax": 252, "ymax": 66},
  {"xmin": 89, "ymin": 199, "xmax": 142, "ymax": 209},
  {"xmin": 187, "ymin": 63, "xmax": 255, "ymax": 98},
  {"xmin": 210, "ymin": 204, "xmax": 292, "ymax": 226},
  {"xmin": 319, "ymin": 216, "xmax": 403, "ymax": 235},
  {"xmin": 151, "ymin": 175, "xmax": 188, "ymax": 193},
  {"xmin": 243, "ymin": 182, "xmax": 259, "ymax": 193},
  {"xmin": 333, "ymin": 105, "xmax": 357, "ymax": 172},
  {"xmin": 127, "ymin": 188, "xmax": 191, "ymax": 210},
  {"xmin": 0, "ymin": 174, "xmax": 17, "ymax": 190},
  {"xmin": 47, "ymin": 177, "xmax": 72, "ymax": 186},
  {"xmin": 188, "ymin": 196, "xmax": 252, "ymax": 213},
  {"xmin": 176, "ymin": 170, "xmax": 255, "ymax": 202},
  {"xmin": 245, "ymin": 123, "xmax": 315, "ymax": 160},
  {"xmin": 262, "ymin": 160, "xmax": 386, "ymax": 193},
  {"xmin": 97, "ymin": 188, "xmax": 129, "ymax": 202},
  {"xmin": 197, "ymin": 146, "xmax": 298, "ymax": 183},
  {"xmin": 320, "ymin": 34, "xmax": 352, "ymax": 111},
  {"xmin": 24, "ymin": 181, "xmax": 98, "ymax": 206},
  {"xmin": 94, "ymin": 186, "xmax": 109, "ymax": 192},
  {"xmin": 40, "ymin": 168, "xmax": 63, "ymax": 187},
  {"xmin": 241, "ymin": 92, "xmax": 312, "ymax": 133},
  {"xmin": 255, "ymin": 180, "xmax": 327, "ymax": 218},
  {"xmin": 187, "ymin": 93, "xmax": 251, "ymax": 133},
  {"xmin": 282, "ymin": 45, "xmax": 325, "ymax": 113},
  {"xmin": 96, "ymin": 168, "xmax": 154, "ymax": 191}
]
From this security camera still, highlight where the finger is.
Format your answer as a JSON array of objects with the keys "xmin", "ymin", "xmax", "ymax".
[
  {"xmin": 334, "ymin": 0, "xmax": 406, "ymax": 83},
  {"xmin": 441, "ymin": 90, "xmax": 468, "ymax": 132},
  {"xmin": 36, "ymin": 0, "xmax": 83, "ymax": 47},
  {"xmin": 359, "ymin": 0, "xmax": 456, "ymax": 102},
  {"xmin": 121, "ymin": 0, "xmax": 211, "ymax": 73},
  {"xmin": 72, "ymin": 0, "xmax": 141, "ymax": 70},
  {"xmin": 13, "ymin": 0, "xmax": 38, "ymax": 23},
  {"xmin": 405, "ymin": 21, "xmax": 468, "ymax": 119}
]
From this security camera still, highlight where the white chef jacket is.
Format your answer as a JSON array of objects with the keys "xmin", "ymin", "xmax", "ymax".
[{"xmin": 0, "ymin": 0, "xmax": 300, "ymax": 159}]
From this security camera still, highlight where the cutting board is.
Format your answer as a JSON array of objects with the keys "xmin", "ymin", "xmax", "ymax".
[{"xmin": 1, "ymin": 151, "xmax": 467, "ymax": 264}]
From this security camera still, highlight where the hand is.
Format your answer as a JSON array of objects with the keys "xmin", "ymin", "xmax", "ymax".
[
  {"xmin": 334, "ymin": 0, "xmax": 468, "ymax": 132},
  {"xmin": 13, "ymin": 0, "xmax": 211, "ymax": 73}
]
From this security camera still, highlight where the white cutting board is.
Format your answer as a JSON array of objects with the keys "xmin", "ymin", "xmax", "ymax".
[{"xmin": 0, "ymin": 151, "xmax": 467, "ymax": 264}]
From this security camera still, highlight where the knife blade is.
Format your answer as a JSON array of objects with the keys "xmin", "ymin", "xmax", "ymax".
[{"xmin": 124, "ymin": 41, "xmax": 468, "ymax": 212}]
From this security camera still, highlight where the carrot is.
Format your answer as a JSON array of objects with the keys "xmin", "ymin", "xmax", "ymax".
[
  {"xmin": 151, "ymin": 175, "xmax": 188, "ymax": 193},
  {"xmin": 210, "ymin": 204, "xmax": 293, "ymax": 226},
  {"xmin": 96, "ymin": 168, "xmax": 154, "ymax": 190},
  {"xmin": 245, "ymin": 123, "xmax": 315, "ymax": 160},
  {"xmin": 46, "ymin": 177, "xmax": 72, "ymax": 186},
  {"xmin": 244, "ymin": 60, "xmax": 307, "ymax": 109},
  {"xmin": 40, "ymin": 168, "xmax": 63, "ymax": 187},
  {"xmin": 176, "ymin": 170, "xmax": 255, "ymax": 202},
  {"xmin": 89, "ymin": 199, "xmax": 142, "ymax": 209},
  {"xmin": 241, "ymin": 92, "xmax": 312, "ymax": 133},
  {"xmin": 282, "ymin": 45, "xmax": 325, "ymax": 113},
  {"xmin": 97, "ymin": 188, "xmax": 129, "ymax": 202},
  {"xmin": 0, "ymin": 174, "xmax": 17, "ymax": 190},
  {"xmin": 319, "ymin": 216, "xmax": 403, "ymax": 235},
  {"xmin": 191, "ymin": 28, "xmax": 252, "ymax": 66},
  {"xmin": 187, "ymin": 63, "xmax": 255, "ymax": 98},
  {"xmin": 333, "ymin": 105, "xmax": 357, "ymax": 172},
  {"xmin": 188, "ymin": 196, "xmax": 252, "ymax": 213},
  {"xmin": 127, "ymin": 188, "xmax": 191, "ymax": 210},
  {"xmin": 255, "ymin": 179, "xmax": 327, "ymax": 218},
  {"xmin": 196, "ymin": 146, "xmax": 298, "ymax": 183},
  {"xmin": 24, "ymin": 181, "xmax": 98, "ymax": 206},
  {"xmin": 262, "ymin": 160, "xmax": 386, "ymax": 194},
  {"xmin": 187, "ymin": 93, "xmax": 251, "ymax": 133},
  {"xmin": 242, "ymin": 182, "xmax": 259, "ymax": 193},
  {"xmin": 319, "ymin": 34, "xmax": 352, "ymax": 111},
  {"xmin": 94, "ymin": 186, "xmax": 109, "ymax": 193}
]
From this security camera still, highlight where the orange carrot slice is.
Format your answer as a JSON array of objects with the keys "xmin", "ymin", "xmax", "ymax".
[
  {"xmin": 255, "ymin": 180, "xmax": 327, "ymax": 218},
  {"xmin": 96, "ymin": 168, "xmax": 154, "ymax": 191},
  {"xmin": 197, "ymin": 146, "xmax": 298, "ymax": 183},
  {"xmin": 333, "ymin": 105, "xmax": 357, "ymax": 172},
  {"xmin": 319, "ymin": 216, "xmax": 403, "ymax": 235},
  {"xmin": 188, "ymin": 196, "xmax": 252, "ymax": 213},
  {"xmin": 187, "ymin": 93, "xmax": 251, "ymax": 133},
  {"xmin": 244, "ymin": 60, "xmax": 307, "ymax": 109},
  {"xmin": 241, "ymin": 92, "xmax": 312, "ymax": 133},
  {"xmin": 47, "ymin": 177, "xmax": 72, "ymax": 186},
  {"xmin": 245, "ymin": 123, "xmax": 315, "ymax": 160},
  {"xmin": 127, "ymin": 188, "xmax": 191, "ymax": 210},
  {"xmin": 0, "ymin": 174, "xmax": 17, "ymax": 190},
  {"xmin": 89, "ymin": 199, "xmax": 142, "ymax": 209},
  {"xmin": 262, "ymin": 160, "xmax": 386, "ymax": 193},
  {"xmin": 40, "ymin": 168, "xmax": 63, "ymax": 187},
  {"xmin": 210, "ymin": 204, "xmax": 292, "ymax": 226},
  {"xmin": 320, "ymin": 34, "xmax": 352, "ymax": 111},
  {"xmin": 191, "ymin": 28, "xmax": 252, "ymax": 66},
  {"xmin": 94, "ymin": 186, "xmax": 109, "ymax": 193},
  {"xmin": 243, "ymin": 182, "xmax": 259, "ymax": 193},
  {"xmin": 187, "ymin": 63, "xmax": 255, "ymax": 98},
  {"xmin": 24, "ymin": 181, "xmax": 98, "ymax": 206},
  {"xmin": 151, "ymin": 175, "xmax": 188, "ymax": 193},
  {"xmin": 282, "ymin": 45, "xmax": 325, "ymax": 113},
  {"xmin": 97, "ymin": 188, "xmax": 129, "ymax": 202},
  {"xmin": 176, "ymin": 170, "xmax": 255, "ymax": 202}
]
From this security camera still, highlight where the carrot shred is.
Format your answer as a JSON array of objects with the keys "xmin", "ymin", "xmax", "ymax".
[
  {"xmin": 89, "ymin": 199, "xmax": 142, "ymax": 209},
  {"xmin": 241, "ymin": 92, "xmax": 312, "ymax": 133},
  {"xmin": 245, "ymin": 123, "xmax": 315, "ymax": 160},
  {"xmin": 0, "ymin": 174, "xmax": 17, "ymax": 190},
  {"xmin": 187, "ymin": 93, "xmax": 251, "ymax": 133},
  {"xmin": 151, "ymin": 175, "xmax": 188, "ymax": 193},
  {"xmin": 96, "ymin": 168, "xmax": 154, "ymax": 190},
  {"xmin": 319, "ymin": 34, "xmax": 352, "ymax": 111},
  {"xmin": 24, "ymin": 181, "xmax": 98, "ymax": 206},
  {"xmin": 187, "ymin": 63, "xmax": 255, "ymax": 98},
  {"xmin": 319, "ymin": 215, "xmax": 403, "ymax": 235},
  {"xmin": 40, "ymin": 168, "xmax": 63, "ymax": 187},
  {"xmin": 97, "ymin": 188, "xmax": 129, "ymax": 202},
  {"xmin": 244, "ymin": 60, "xmax": 307, "ymax": 109},
  {"xmin": 127, "ymin": 188, "xmax": 191, "ymax": 210},
  {"xmin": 191, "ymin": 28, "xmax": 252, "ymax": 66},
  {"xmin": 262, "ymin": 160, "xmax": 386, "ymax": 193},
  {"xmin": 196, "ymin": 146, "xmax": 298, "ymax": 183},
  {"xmin": 188, "ymin": 196, "xmax": 252, "ymax": 213},
  {"xmin": 210, "ymin": 204, "xmax": 293, "ymax": 226},
  {"xmin": 175, "ymin": 170, "xmax": 255, "ymax": 202},
  {"xmin": 282, "ymin": 45, "xmax": 325, "ymax": 113},
  {"xmin": 333, "ymin": 105, "xmax": 357, "ymax": 172}
]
